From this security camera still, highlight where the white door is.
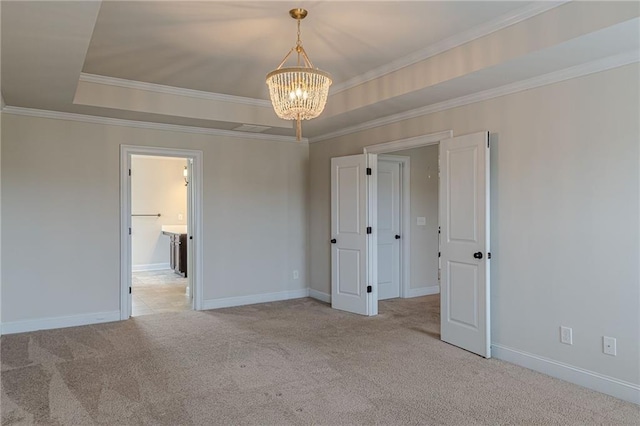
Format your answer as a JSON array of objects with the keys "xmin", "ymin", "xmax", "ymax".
[
  {"xmin": 439, "ymin": 131, "xmax": 491, "ymax": 358},
  {"xmin": 331, "ymin": 154, "xmax": 377, "ymax": 316},
  {"xmin": 377, "ymin": 160, "xmax": 401, "ymax": 300}
]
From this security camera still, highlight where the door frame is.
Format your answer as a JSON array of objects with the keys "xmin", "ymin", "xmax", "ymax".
[
  {"xmin": 364, "ymin": 130, "xmax": 453, "ymax": 304},
  {"xmin": 120, "ymin": 145, "xmax": 204, "ymax": 320},
  {"xmin": 377, "ymin": 155, "xmax": 411, "ymax": 299}
]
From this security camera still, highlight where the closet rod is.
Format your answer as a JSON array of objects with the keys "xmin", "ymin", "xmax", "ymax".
[{"xmin": 132, "ymin": 214, "xmax": 161, "ymax": 217}]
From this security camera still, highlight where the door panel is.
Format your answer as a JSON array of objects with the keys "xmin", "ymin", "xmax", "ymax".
[
  {"xmin": 377, "ymin": 160, "xmax": 401, "ymax": 300},
  {"xmin": 331, "ymin": 154, "xmax": 377, "ymax": 316},
  {"xmin": 440, "ymin": 131, "xmax": 490, "ymax": 358},
  {"xmin": 337, "ymin": 249, "xmax": 361, "ymax": 296}
]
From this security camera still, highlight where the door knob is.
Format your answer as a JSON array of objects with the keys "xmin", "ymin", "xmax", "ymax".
[
  {"xmin": 395, "ymin": 235, "xmax": 401, "ymax": 239},
  {"xmin": 473, "ymin": 251, "xmax": 483, "ymax": 259},
  {"xmin": 331, "ymin": 239, "xmax": 337, "ymax": 244}
]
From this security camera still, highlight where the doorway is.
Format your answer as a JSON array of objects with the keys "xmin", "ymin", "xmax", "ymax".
[
  {"xmin": 330, "ymin": 130, "xmax": 492, "ymax": 358},
  {"xmin": 120, "ymin": 145, "xmax": 204, "ymax": 320},
  {"xmin": 130, "ymin": 155, "xmax": 190, "ymax": 316},
  {"xmin": 377, "ymin": 150, "xmax": 439, "ymax": 302}
]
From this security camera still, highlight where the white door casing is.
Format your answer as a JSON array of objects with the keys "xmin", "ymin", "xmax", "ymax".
[
  {"xmin": 439, "ymin": 131, "xmax": 491, "ymax": 358},
  {"xmin": 331, "ymin": 154, "xmax": 378, "ymax": 316},
  {"xmin": 377, "ymin": 159, "xmax": 401, "ymax": 300}
]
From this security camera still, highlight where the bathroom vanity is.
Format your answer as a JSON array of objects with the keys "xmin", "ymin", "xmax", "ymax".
[{"xmin": 161, "ymin": 225, "xmax": 187, "ymax": 277}]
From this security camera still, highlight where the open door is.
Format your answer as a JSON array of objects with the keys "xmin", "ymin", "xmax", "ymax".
[
  {"xmin": 439, "ymin": 131, "xmax": 491, "ymax": 358},
  {"xmin": 331, "ymin": 154, "xmax": 377, "ymax": 316}
]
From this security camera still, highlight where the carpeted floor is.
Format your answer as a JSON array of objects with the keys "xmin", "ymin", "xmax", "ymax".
[{"xmin": 1, "ymin": 296, "xmax": 638, "ymax": 425}]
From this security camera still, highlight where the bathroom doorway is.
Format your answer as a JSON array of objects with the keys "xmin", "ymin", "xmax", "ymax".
[
  {"xmin": 130, "ymin": 154, "xmax": 190, "ymax": 316},
  {"xmin": 120, "ymin": 145, "xmax": 203, "ymax": 319}
]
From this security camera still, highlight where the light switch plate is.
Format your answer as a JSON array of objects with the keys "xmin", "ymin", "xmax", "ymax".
[{"xmin": 417, "ymin": 217, "xmax": 426, "ymax": 226}]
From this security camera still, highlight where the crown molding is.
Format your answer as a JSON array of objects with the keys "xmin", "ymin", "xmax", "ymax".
[
  {"xmin": 330, "ymin": 1, "xmax": 570, "ymax": 94},
  {"xmin": 79, "ymin": 73, "xmax": 272, "ymax": 108},
  {"xmin": 1, "ymin": 106, "xmax": 306, "ymax": 144},
  {"xmin": 311, "ymin": 50, "xmax": 639, "ymax": 144}
]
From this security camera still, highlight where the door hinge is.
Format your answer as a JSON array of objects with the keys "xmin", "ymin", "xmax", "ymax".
[
  {"xmin": 129, "ymin": 287, "xmax": 132, "ymax": 294},
  {"xmin": 438, "ymin": 226, "xmax": 441, "ymax": 234},
  {"xmin": 366, "ymin": 167, "xmax": 372, "ymax": 175},
  {"xmin": 367, "ymin": 285, "xmax": 372, "ymax": 293},
  {"xmin": 366, "ymin": 226, "xmax": 372, "ymax": 234},
  {"xmin": 438, "ymin": 251, "xmax": 441, "ymax": 258},
  {"xmin": 487, "ymin": 131, "xmax": 490, "ymax": 148},
  {"xmin": 128, "ymin": 169, "xmax": 131, "ymax": 176},
  {"xmin": 488, "ymin": 252, "xmax": 491, "ymax": 259},
  {"xmin": 128, "ymin": 227, "xmax": 131, "ymax": 235}
]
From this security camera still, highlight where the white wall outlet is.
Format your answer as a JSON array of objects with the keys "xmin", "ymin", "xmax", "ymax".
[
  {"xmin": 293, "ymin": 270, "xmax": 299, "ymax": 280},
  {"xmin": 178, "ymin": 213, "xmax": 183, "ymax": 221},
  {"xmin": 417, "ymin": 217, "xmax": 426, "ymax": 226},
  {"xmin": 560, "ymin": 326, "xmax": 573, "ymax": 345},
  {"xmin": 603, "ymin": 336, "xmax": 617, "ymax": 356}
]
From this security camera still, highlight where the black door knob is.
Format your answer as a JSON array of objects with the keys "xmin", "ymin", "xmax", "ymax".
[
  {"xmin": 473, "ymin": 251, "xmax": 483, "ymax": 259},
  {"xmin": 395, "ymin": 235, "xmax": 401, "ymax": 239},
  {"xmin": 331, "ymin": 239, "xmax": 337, "ymax": 244}
]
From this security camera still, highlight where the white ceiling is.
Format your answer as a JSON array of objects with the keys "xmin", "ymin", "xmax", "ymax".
[{"xmin": 2, "ymin": 1, "xmax": 639, "ymax": 140}]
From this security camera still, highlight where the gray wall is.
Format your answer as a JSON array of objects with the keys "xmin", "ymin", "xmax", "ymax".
[
  {"xmin": 1, "ymin": 115, "xmax": 309, "ymax": 321},
  {"xmin": 309, "ymin": 64, "xmax": 639, "ymax": 385}
]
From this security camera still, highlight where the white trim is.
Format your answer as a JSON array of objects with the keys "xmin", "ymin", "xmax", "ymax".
[
  {"xmin": 79, "ymin": 73, "xmax": 272, "ymax": 108},
  {"xmin": 132, "ymin": 263, "xmax": 171, "ymax": 272},
  {"xmin": 330, "ymin": 1, "xmax": 568, "ymax": 94},
  {"xmin": 406, "ymin": 286, "xmax": 440, "ymax": 298},
  {"xmin": 365, "ymin": 131, "xmax": 453, "ymax": 154},
  {"xmin": 1, "ymin": 311, "xmax": 120, "ymax": 335},
  {"xmin": 2, "ymin": 106, "xmax": 305, "ymax": 144},
  {"xmin": 202, "ymin": 288, "xmax": 310, "ymax": 310},
  {"xmin": 121, "ymin": 146, "xmax": 205, "ymax": 319},
  {"xmin": 309, "ymin": 289, "xmax": 331, "ymax": 304},
  {"xmin": 378, "ymin": 155, "xmax": 411, "ymax": 300},
  {"xmin": 492, "ymin": 344, "xmax": 640, "ymax": 405},
  {"xmin": 312, "ymin": 51, "xmax": 639, "ymax": 143}
]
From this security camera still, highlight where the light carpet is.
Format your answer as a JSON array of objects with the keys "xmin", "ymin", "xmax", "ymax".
[{"xmin": 1, "ymin": 296, "xmax": 638, "ymax": 425}]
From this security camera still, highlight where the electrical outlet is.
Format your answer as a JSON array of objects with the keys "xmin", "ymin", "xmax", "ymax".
[
  {"xmin": 178, "ymin": 213, "xmax": 183, "ymax": 221},
  {"xmin": 560, "ymin": 326, "xmax": 573, "ymax": 345},
  {"xmin": 293, "ymin": 270, "xmax": 299, "ymax": 280},
  {"xmin": 603, "ymin": 336, "xmax": 617, "ymax": 356}
]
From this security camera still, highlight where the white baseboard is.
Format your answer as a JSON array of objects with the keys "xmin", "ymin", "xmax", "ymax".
[
  {"xmin": 492, "ymin": 343, "xmax": 640, "ymax": 404},
  {"xmin": 405, "ymin": 285, "xmax": 440, "ymax": 298},
  {"xmin": 132, "ymin": 263, "xmax": 171, "ymax": 272},
  {"xmin": 309, "ymin": 289, "xmax": 331, "ymax": 304},
  {"xmin": 1, "ymin": 311, "xmax": 121, "ymax": 335},
  {"xmin": 202, "ymin": 288, "xmax": 310, "ymax": 310}
]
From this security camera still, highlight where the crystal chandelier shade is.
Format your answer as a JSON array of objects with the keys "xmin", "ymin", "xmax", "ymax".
[
  {"xmin": 266, "ymin": 67, "xmax": 332, "ymax": 121},
  {"xmin": 266, "ymin": 9, "xmax": 332, "ymax": 140}
]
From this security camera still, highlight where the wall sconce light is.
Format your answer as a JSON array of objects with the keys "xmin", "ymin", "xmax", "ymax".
[{"xmin": 183, "ymin": 166, "xmax": 189, "ymax": 186}]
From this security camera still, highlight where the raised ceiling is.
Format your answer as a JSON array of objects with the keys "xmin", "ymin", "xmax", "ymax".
[{"xmin": 2, "ymin": 1, "xmax": 639, "ymax": 141}]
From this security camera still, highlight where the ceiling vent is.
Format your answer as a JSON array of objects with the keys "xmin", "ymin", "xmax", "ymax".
[{"xmin": 233, "ymin": 124, "xmax": 271, "ymax": 133}]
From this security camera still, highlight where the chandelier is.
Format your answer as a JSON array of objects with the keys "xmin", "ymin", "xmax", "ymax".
[{"xmin": 266, "ymin": 8, "xmax": 332, "ymax": 141}]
